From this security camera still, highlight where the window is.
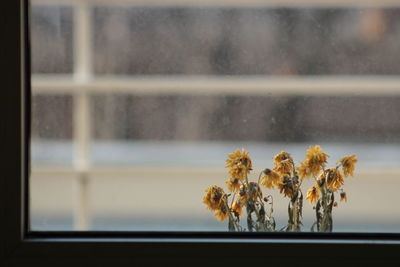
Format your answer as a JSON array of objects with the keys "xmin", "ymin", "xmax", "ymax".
[
  {"xmin": 31, "ymin": 0, "xmax": 400, "ymax": 233},
  {"xmin": 2, "ymin": 0, "xmax": 400, "ymax": 265}
]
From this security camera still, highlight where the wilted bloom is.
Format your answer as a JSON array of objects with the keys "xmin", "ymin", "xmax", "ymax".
[
  {"xmin": 225, "ymin": 177, "xmax": 240, "ymax": 192},
  {"xmin": 231, "ymin": 200, "xmax": 243, "ymax": 217},
  {"xmin": 340, "ymin": 192, "xmax": 347, "ymax": 202},
  {"xmin": 203, "ymin": 185, "xmax": 225, "ymax": 211},
  {"xmin": 260, "ymin": 168, "xmax": 281, "ymax": 189},
  {"xmin": 273, "ymin": 159, "xmax": 292, "ymax": 176},
  {"xmin": 297, "ymin": 161, "xmax": 312, "ymax": 179},
  {"xmin": 304, "ymin": 145, "xmax": 329, "ymax": 176},
  {"xmin": 226, "ymin": 149, "xmax": 252, "ymax": 181},
  {"xmin": 325, "ymin": 168, "xmax": 344, "ymax": 191},
  {"xmin": 274, "ymin": 151, "xmax": 292, "ymax": 165},
  {"xmin": 214, "ymin": 205, "xmax": 229, "ymax": 221},
  {"xmin": 306, "ymin": 185, "xmax": 320, "ymax": 204},
  {"xmin": 277, "ymin": 176, "xmax": 294, "ymax": 198},
  {"xmin": 340, "ymin": 155, "xmax": 358, "ymax": 177}
]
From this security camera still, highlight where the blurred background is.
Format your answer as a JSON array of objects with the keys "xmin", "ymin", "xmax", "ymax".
[{"xmin": 30, "ymin": 0, "xmax": 400, "ymax": 232}]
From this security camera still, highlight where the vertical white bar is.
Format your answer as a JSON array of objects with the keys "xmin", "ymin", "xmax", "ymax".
[
  {"xmin": 74, "ymin": 1, "xmax": 92, "ymax": 83},
  {"xmin": 73, "ymin": 1, "xmax": 92, "ymax": 230}
]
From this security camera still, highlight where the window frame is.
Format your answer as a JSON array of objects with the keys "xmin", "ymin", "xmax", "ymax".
[{"xmin": 2, "ymin": 0, "xmax": 400, "ymax": 265}]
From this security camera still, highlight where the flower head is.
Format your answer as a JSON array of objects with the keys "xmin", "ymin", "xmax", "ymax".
[
  {"xmin": 340, "ymin": 191, "xmax": 347, "ymax": 202},
  {"xmin": 303, "ymin": 145, "xmax": 329, "ymax": 177},
  {"xmin": 340, "ymin": 155, "xmax": 358, "ymax": 177},
  {"xmin": 260, "ymin": 168, "xmax": 281, "ymax": 189},
  {"xmin": 214, "ymin": 205, "xmax": 229, "ymax": 221},
  {"xmin": 203, "ymin": 185, "xmax": 225, "ymax": 211},
  {"xmin": 306, "ymin": 185, "xmax": 320, "ymax": 204},
  {"xmin": 274, "ymin": 151, "xmax": 292, "ymax": 165},
  {"xmin": 277, "ymin": 176, "xmax": 294, "ymax": 198},
  {"xmin": 297, "ymin": 161, "xmax": 312, "ymax": 179},
  {"xmin": 273, "ymin": 159, "xmax": 292, "ymax": 176},
  {"xmin": 226, "ymin": 149, "xmax": 252, "ymax": 181},
  {"xmin": 273, "ymin": 152, "xmax": 293, "ymax": 176},
  {"xmin": 325, "ymin": 168, "xmax": 344, "ymax": 191},
  {"xmin": 225, "ymin": 177, "xmax": 240, "ymax": 192}
]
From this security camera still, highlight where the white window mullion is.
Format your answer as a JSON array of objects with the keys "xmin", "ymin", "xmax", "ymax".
[{"xmin": 72, "ymin": 1, "xmax": 92, "ymax": 231}]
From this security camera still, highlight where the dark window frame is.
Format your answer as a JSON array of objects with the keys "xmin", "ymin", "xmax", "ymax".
[{"xmin": 1, "ymin": 0, "xmax": 400, "ymax": 265}]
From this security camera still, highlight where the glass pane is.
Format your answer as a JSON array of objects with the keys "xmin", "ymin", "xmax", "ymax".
[
  {"xmin": 31, "ymin": 5, "xmax": 73, "ymax": 73},
  {"xmin": 30, "ymin": 0, "xmax": 400, "ymax": 232},
  {"xmin": 31, "ymin": 94, "xmax": 73, "ymax": 165},
  {"xmin": 93, "ymin": 7, "xmax": 400, "ymax": 75}
]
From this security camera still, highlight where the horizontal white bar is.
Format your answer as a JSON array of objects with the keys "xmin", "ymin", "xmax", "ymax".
[
  {"xmin": 30, "ymin": 0, "xmax": 400, "ymax": 8},
  {"xmin": 32, "ymin": 75, "xmax": 400, "ymax": 96},
  {"xmin": 31, "ymin": 166, "xmax": 400, "ymax": 177}
]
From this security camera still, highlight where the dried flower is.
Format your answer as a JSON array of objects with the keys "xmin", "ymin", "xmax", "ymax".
[
  {"xmin": 303, "ymin": 145, "xmax": 329, "ymax": 176},
  {"xmin": 202, "ymin": 146, "xmax": 358, "ymax": 233},
  {"xmin": 260, "ymin": 168, "xmax": 281, "ymax": 189},
  {"xmin": 273, "ymin": 159, "xmax": 292, "ymax": 176},
  {"xmin": 226, "ymin": 149, "xmax": 252, "ymax": 181},
  {"xmin": 340, "ymin": 192, "xmax": 347, "ymax": 202},
  {"xmin": 277, "ymin": 176, "xmax": 294, "ymax": 198},
  {"xmin": 231, "ymin": 200, "xmax": 243, "ymax": 217},
  {"xmin": 297, "ymin": 161, "xmax": 312, "ymax": 179},
  {"xmin": 340, "ymin": 155, "xmax": 358, "ymax": 177},
  {"xmin": 325, "ymin": 168, "xmax": 344, "ymax": 191},
  {"xmin": 273, "ymin": 152, "xmax": 293, "ymax": 176},
  {"xmin": 306, "ymin": 185, "xmax": 320, "ymax": 204},
  {"xmin": 274, "ymin": 151, "xmax": 292, "ymax": 165},
  {"xmin": 225, "ymin": 177, "xmax": 240, "ymax": 192},
  {"xmin": 214, "ymin": 205, "xmax": 229, "ymax": 221},
  {"xmin": 203, "ymin": 185, "xmax": 225, "ymax": 211}
]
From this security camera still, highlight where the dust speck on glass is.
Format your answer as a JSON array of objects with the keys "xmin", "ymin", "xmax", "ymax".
[{"xmin": 30, "ymin": 0, "xmax": 400, "ymax": 232}]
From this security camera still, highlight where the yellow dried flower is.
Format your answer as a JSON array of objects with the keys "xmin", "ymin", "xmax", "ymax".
[
  {"xmin": 225, "ymin": 177, "xmax": 241, "ymax": 192},
  {"xmin": 340, "ymin": 155, "xmax": 358, "ymax": 177},
  {"xmin": 297, "ymin": 161, "xmax": 312, "ymax": 179},
  {"xmin": 325, "ymin": 168, "xmax": 344, "ymax": 191},
  {"xmin": 306, "ymin": 185, "xmax": 320, "ymax": 204},
  {"xmin": 273, "ymin": 159, "xmax": 292, "ymax": 176},
  {"xmin": 214, "ymin": 205, "xmax": 229, "ymax": 221},
  {"xmin": 203, "ymin": 185, "xmax": 225, "ymax": 211},
  {"xmin": 277, "ymin": 176, "xmax": 294, "ymax": 198},
  {"xmin": 260, "ymin": 168, "xmax": 281, "ymax": 189},
  {"xmin": 231, "ymin": 200, "xmax": 243, "ymax": 217},
  {"xmin": 274, "ymin": 151, "xmax": 292, "ymax": 165},
  {"xmin": 304, "ymin": 145, "xmax": 329, "ymax": 176},
  {"xmin": 238, "ymin": 183, "xmax": 262, "ymax": 202},
  {"xmin": 226, "ymin": 149, "xmax": 252, "ymax": 181},
  {"xmin": 340, "ymin": 192, "xmax": 347, "ymax": 202}
]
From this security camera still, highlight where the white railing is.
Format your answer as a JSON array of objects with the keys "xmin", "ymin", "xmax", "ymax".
[{"xmin": 31, "ymin": 0, "xmax": 400, "ymax": 230}]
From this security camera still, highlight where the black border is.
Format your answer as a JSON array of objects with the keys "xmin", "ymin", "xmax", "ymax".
[
  {"xmin": 1, "ymin": 0, "xmax": 400, "ymax": 265},
  {"xmin": 24, "ymin": 0, "xmax": 31, "ymax": 235}
]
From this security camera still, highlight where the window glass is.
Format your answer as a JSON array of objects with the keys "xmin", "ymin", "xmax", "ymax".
[
  {"xmin": 31, "ymin": 0, "xmax": 400, "ymax": 232},
  {"xmin": 31, "ymin": 5, "xmax": 73, "ymax": 73}
]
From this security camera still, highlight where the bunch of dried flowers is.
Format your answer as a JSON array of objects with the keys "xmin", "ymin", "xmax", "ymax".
[{"xmin": 202, "ymin": 145, "xmax": 357, "ymax": 232}]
